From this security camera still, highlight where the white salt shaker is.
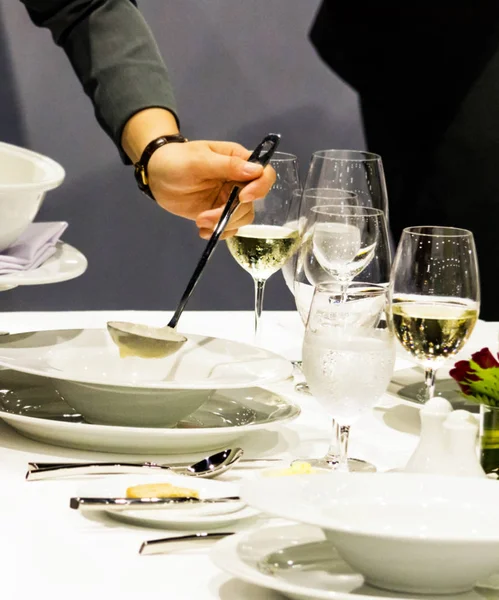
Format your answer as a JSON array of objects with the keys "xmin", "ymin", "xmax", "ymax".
[
  {"xmin": 443, "ymin": 410, "xmax": 486, "ymax": 478},
  {"xmin": 404, "ymin": 397, "xmax": 453, "ymax": 474}
]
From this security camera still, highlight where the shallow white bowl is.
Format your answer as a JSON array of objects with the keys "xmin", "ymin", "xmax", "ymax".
[
  {"xmin": 0, "ymin": 141, "xmax": 65, "ymax": 252},
  {"xmin": 241, "ymin": 472, "xmax": 499, "ymax": 595},
  {"xmin": 0, "ymin": 328, "xmax": 292, "ymax": 427}
]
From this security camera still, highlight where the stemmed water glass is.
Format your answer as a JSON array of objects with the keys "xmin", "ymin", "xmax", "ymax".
[
  {"xmin": 226, "ymin": 152, "xmax": 301, "ymax": 339},
  {"xmin": 390, "ymin": 226, "xmax": 480, "ymax": 403},
  {"xmin": 301, "ymin": 282, "xmax": 396, "ymax": 471}
]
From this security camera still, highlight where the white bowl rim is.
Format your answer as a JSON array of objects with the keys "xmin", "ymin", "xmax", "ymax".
[
  {"xmin": 0, "ymin": 141, "xmax": 65, "ymax": 192},
  {"xmin": 0, "ymin": 329, "xmax": 294, "ymax": 389},
  {"xmin": 241, "ymin": 473, "xmax": 499, "ymax": 543}
]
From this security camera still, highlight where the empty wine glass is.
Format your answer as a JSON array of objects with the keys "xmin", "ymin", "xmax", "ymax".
[
  {"xmin": 304, "ymin": 149, "xmax": 389, "ymax": 216},
  {"xmin": 281, "ymin": 188, "xmax": 357, "ymax": 294},
  {"xmin": 390, "ymin": 226, "xmax": 480, "ymax": 403},
  {"xmin": 301, "ymin": 282, "xmax": 396, "ymax": 471},
  {"xmin": 226, "ymin": 152, "xmax": 301, "ymax": 339},
  {"xmin": 308, "ymin": 205, "xmax": 383, "ymax": 301}
]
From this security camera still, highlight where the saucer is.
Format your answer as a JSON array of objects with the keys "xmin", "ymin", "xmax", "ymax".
[
  {"xmin": 76, "ymin": 474, "xmax": 259, "ymax": 530},
  {"xmin": 0, "ymin": 242, "xmax": 87, "ymax": 290},
  {"xmin": 211, "ymin": 523, "xmax": 499, "ymax": 600},
  {"xmin": 0, "ymin": 374, "xmax": 300, "ymax": 454}
]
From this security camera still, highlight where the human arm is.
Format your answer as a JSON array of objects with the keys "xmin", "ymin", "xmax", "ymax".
[{"xmin": 21, "ymin": 0, "xmax": 275, "ymax": 235}]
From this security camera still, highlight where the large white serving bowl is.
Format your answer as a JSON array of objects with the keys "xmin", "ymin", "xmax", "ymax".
[
  {"xmin": 240, "ymin": 472, "xmax": 499, "ymax": 595},
  {"xmin": 0, "ymin": 141, "xmax": 65, "ymax": 252},
  {"xmin": 0, "ymin": 329, "xmax": 292, "ymax": 427}
]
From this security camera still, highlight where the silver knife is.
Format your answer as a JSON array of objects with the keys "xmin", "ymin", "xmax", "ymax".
[
  {"xmin": 139, "ymin": 532, "xmax": 234, "ymax": 555},
  {"xmin": 70, "ymin": 495, "xmax": 242, "ymax": 511}
]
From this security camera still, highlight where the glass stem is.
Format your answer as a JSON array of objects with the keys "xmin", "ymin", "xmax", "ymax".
[
  {"xmin": 424, "ymin": 367, "xmax": 437, "ymax": 402},
  {"xmin": 324, "ymin": 418, "xmax": 350, "ymax": 471},
  {"xmin": 339, "ymin": 282, "xmax": 349, "ymax": 304},
  {"xmin": 254, "ymin": 279, "xmax": 266, "ymax": 340}
]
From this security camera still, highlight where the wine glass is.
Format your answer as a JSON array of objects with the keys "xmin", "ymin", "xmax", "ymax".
[
  {"xmin": 308, "ymin": 205, "xmax": 383, "ymax": 301},
  {"xmin": 281, "ymin": 188, "xmax": 357, "ymax": 294},
  {"xmin": 226, "ymin": 152, "xmax": 301, "ymax": 338},
  {"xmin": 301, "ymin": 282, "xmax": 396, "ymax": 471},
  {"xmin": 304, "ymin": 149, "xmax": 389, "ymax": 216},
  {"xmin": 390, "ymin": 226, "xmax": 480, "ymax": 403}
]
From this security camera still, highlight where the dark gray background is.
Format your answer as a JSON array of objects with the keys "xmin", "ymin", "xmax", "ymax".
[{"xmin": 0, "ymin": 0, "xmax": 364, "ymax": 311}]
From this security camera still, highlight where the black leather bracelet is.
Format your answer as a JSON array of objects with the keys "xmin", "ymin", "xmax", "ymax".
[{"xmin": 133, "ymin": 134, "xmax": 187, "ymax": 200}]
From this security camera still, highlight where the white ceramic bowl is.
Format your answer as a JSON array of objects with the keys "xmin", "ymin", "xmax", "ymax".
[
  {"xmin": 0, "ymin": 328, "xmax": 292, "ymax": 427},
  {"xmin": 0, "ymin": 141, "xmax": 65, "ymax": 251},
  {"xmin": 241, "ymin": 472, "xmax": 499, "ymax": 595}
]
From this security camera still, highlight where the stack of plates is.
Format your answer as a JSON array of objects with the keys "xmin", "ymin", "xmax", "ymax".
[{"xmin": 0, "ymin": 328, "xmax": 299, "ymax": 454}]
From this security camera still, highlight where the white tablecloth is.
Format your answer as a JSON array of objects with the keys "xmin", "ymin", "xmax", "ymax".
[{"xmin": 0, "ymin": 310, "xmax": 495, "ymax": 600}]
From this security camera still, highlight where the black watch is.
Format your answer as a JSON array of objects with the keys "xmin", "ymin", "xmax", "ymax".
[{"xmin": 134, "ymin": 134, "xmax": 187, "ymax": 200}]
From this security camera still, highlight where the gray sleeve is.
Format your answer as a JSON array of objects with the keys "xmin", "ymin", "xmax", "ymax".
[{"xmin": 20, "ymin": 0, "xmax": 179, "ymax": 163}]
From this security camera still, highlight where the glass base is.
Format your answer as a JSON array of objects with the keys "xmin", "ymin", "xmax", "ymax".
[
  {"xmin": 293, "ymin": 457, "xmax": 376, "ymax": 472},
  {"xmin": 294, "ymin": 382, "xmax": 311, "ymax": 395}
]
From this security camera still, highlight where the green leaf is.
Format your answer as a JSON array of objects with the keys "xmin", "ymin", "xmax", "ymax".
[{"xmin": 461, "ymin": 361, "xmax": 499, "ymax": 406}]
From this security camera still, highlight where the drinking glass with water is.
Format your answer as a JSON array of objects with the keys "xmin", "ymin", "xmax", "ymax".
[{"xmin": 301, "ymin": 282, "xmax": 396, "ymax": 472}]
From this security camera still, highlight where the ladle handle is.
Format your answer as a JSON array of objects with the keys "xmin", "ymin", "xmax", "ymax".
[{"xmin": 168, "ymin": 133, "xmax": 281, "ymax": 329}]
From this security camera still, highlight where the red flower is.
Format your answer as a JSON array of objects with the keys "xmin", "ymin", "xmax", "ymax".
[
  {"xmin": 470, "ymin": 348, "xmax": 499, "ymax": 370},
  {"xmin": 451, "ymin": 347, "xmax": 499, "ymax": 406},
  {"xmin": 449, "ymin": 360, "xmax": 478, "ymax": 395}
]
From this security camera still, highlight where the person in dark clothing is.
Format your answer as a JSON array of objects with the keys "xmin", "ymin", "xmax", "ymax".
[{"xmin": 310, "ymin": 2, "xmax": 499, "ymax": 319}]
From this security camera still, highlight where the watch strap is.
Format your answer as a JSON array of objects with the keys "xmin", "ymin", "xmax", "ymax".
[{"xmin": 134, "ymin": 134, "xmax": 187, "ymax": 200}]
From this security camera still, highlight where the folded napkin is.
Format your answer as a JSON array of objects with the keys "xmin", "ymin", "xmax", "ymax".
[{"xmin": 0, "ymin": 222, "xmax": 68, "ymax": 275}]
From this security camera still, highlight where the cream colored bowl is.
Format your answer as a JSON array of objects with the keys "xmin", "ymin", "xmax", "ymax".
[{"xmin": 0, "ymin": 141, "xmax": 65, "ymax": 251}]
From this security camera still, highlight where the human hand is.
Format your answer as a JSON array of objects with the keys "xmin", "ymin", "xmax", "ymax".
[{"xmin": 147, "ymin": 140, "xmax": 276, "ymax": 239}]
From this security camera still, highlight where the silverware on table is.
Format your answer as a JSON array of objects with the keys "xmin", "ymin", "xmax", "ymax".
[
  {"xmin": 70, "ymin": 495, "xmax": 242, "ymax": 512},
  {"xmin": 26, "ymin": 448, "xmax": 285, "ymax": 480},
  {"xmin": 139, "ymin": 532, "xmax": 234, "ymax": 555},
  {"xmin": 26, "ymin": 447, "xmax": 245, "ymax": 480}
]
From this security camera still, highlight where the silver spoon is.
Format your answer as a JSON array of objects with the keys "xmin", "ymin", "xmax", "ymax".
[
  {"xmin": 25, "ymin": 447, "xmax": 244, "ymax": 480},
  {"xmin": 107, "ymin": 133, "xmax": 281, "ymax": 359}
]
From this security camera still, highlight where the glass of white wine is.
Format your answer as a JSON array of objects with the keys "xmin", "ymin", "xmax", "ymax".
[
  {"xmin": 390, "ymin": 226, "xmax": 480, "ymax": 403},
  {"xmin": 226, "ymin": 152, "xmax": 301, "ymax": 338}
]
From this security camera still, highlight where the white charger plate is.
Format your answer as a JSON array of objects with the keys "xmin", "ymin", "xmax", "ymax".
[
  {"xmin": 0, "ymin": 377, "xmax": 300, "ymax": 454},
  {"xmin": 0, "ymin": 328, "xmax": 292, "ymax": 389},
  {"xmin": 0, "ymin": 241, "xmax": 87, "ymax": 289},
  {"xmin": 211, "ymin": 523, "xmax": 499, "ymax": 600},
  {"xmin": 76, "ymin": 474, "xmax": 259, "ymax": 530}
]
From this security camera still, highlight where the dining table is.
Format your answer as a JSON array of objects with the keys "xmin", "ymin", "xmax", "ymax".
[{"xmin": 0, "ymin": 309, "xmax": 495, "ymax": 600}]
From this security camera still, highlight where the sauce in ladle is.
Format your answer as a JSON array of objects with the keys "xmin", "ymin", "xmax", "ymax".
[{"xmin": 107, "ymin": 321, "xmax": 187, "ymax": 359}]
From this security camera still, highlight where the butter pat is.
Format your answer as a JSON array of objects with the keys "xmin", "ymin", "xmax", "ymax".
[
  {"xmin": 263, "ymin": 461, "xmax": 317, "ymax": 477},
  {"xmin": 126, "ymin": 482, "xmax": 199, "ymax": 499}
]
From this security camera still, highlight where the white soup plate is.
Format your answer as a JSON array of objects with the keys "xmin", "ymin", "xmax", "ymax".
[
  {"xmin": 240, "ymin": 472, "xmax": 499, "ymax": 594},
  {"xmin": 211, "ymin": 523, "xmax": 499, "ymax": 600},
  {"xmin": 0, "ymin": 329, "xmax": 292, "ymax": 427},
  {"xmin": 0, "ymin": 375, "xmax": 300, "ymax": 454}
]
